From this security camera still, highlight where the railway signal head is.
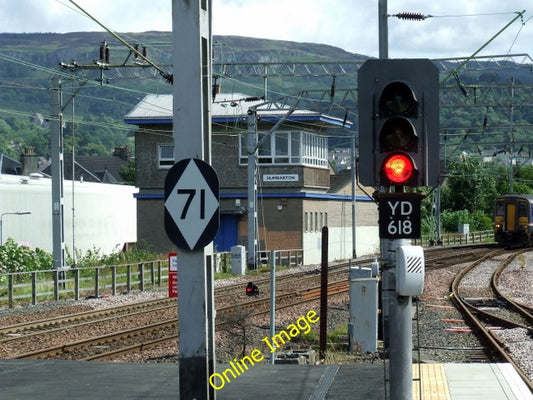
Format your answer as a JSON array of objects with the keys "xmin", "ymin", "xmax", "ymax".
[
  {"xmin": 358, "ymin": 59, "xmax": 440, "ymax": 188},
  {"xmin": 246, "ymin": 281, "xmax": 259, "ymax": 296}
]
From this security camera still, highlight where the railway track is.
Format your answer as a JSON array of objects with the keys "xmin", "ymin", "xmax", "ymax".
[
  {"xmin": 0, "ymin": 263, "xmax": 351, "ymax": 357},
  {"xmin": 11, "ymin": 279, "xmax": 347, "ymax": 361},
  {"xmin": 0, "ymin": 243, "xmax": 502, "ymax": 363},
  {"xmin": 451, "ymin": 248, "xmax": 533, "ymax": 392}
]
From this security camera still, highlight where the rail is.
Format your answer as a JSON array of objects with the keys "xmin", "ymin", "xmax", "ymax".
[{"xmin": 0, "ymin": 261, "xmax": 167, "ymax": 308}]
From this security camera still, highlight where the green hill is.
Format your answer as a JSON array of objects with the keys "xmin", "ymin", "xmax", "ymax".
[
  {"xmin": 0, "ymin": 31, "xmax": 532, "ymax": 172},
  {"xmin": 0, "ymin": 32, "xmax": 366, "ymax": 159}
]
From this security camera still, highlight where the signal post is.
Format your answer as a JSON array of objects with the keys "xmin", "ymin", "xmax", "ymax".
[{"xmin": 358, "ymin": 58, "xmax": 439, "ymax": 400}]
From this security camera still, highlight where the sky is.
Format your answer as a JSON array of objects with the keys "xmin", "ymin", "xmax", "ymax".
[{"xmin": 0, "ymin": 0, "xmax": 532, "ymax": 60}]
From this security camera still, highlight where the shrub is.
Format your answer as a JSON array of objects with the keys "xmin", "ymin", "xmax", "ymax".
[{"xmin": 0, "ymin": 238, "xmax": 52, "ymax": 281}]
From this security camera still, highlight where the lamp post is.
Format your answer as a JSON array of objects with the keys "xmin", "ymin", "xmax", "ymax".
[{"xmin": 0, "ymin": 211, "xmax": 32, "ymax": 245}]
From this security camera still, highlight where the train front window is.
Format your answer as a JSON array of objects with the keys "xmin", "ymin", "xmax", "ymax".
[
  {"xmin": 519, "ymin": 202, "xmax": 528, "ymax": 217},
  {"xmin": 495, "ymin": 201, "xmax": 505, "ymax": 216}
]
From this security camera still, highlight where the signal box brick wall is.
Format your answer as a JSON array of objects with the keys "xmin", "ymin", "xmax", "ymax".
[{"xmin": 132, "ymin": 119, "xmax": 379, "ymax": 260}]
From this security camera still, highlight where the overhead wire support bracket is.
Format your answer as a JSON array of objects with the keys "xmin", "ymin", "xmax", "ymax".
[
  {"xmin": 248, "ymin": 93, "xmax": 303, "ymax": 153},
  {"xmin": 440, "ymin": 10, "xmax": 526, "ymax": 86},
  {"xmin": 67, "ymin": 0, "xmax": 173, "ymax": 83}
]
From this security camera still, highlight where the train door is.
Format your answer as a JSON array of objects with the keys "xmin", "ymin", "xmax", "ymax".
[{"xmin": 506, "ymin": 202, "xmax": 517, "ymax": 232}]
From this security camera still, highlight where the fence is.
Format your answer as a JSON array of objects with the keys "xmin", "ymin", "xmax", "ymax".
[
  {"xmin": 0, "ymin": 260, "xmax": 167, "ymax": 308},
  {"xmin": 214, "ymin": 249, "xmax": 304, "ymax": 272},
  {"xmin": 413, "ymin": 230, "xmax": 494, "ymax": 246}
]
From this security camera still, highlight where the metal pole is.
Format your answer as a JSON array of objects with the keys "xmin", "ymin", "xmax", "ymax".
[
  {"xmin": 382, "ymin": 238, "xmax": 412, "ymax": 400},
  {"xmin": 319, "ymin": 226, "xmax": 329, "ymax": 359},
  {"xmin": 50, "ymin": 77, "xmax": 65, "ymax": 269},
  {"xmin": 377, "ymin": 2, "xmax": 413, "ymax": 397},
  {"xmin": 510, "ymin": 77, "xmax": 515, "ymax": 193},
  {"xmin": 351, "ymin": 136, "xmax": 357, "ymax": 259},
  {"xmin": 378, "ymin": 0, "xmax": 388, "ymax": 59},
  {"xmin": 71, "ymin": 90, "xmax": 76, "ymax": 267},
  {"xmin": 269, "ymin": 249, "xmax": 276, "ymax": 365},
  {"xmin": 206, "ymin": 254, "xmax": 216, "ymax": 399},
  {"xmin": 247, "ymin": 110, "xmax": 258, "ymax": 270},
  {"xmin": 172, "ymin": 1, "xmax": 213, "ymax": 399}
]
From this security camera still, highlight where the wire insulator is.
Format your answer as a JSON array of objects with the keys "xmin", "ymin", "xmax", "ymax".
[
  {"xmin": 394, "ymin": 12, "xmax": 426, "ymax": 21},
  {"xmin": 99, "ymin": 41, "xmax": 106, "ymax": 62},
  {"xmin": 244, "ymin": 96, "xmax": 264, "ymax": 102},
  {"xmin": 330, "ymin": 74, "xmax": 336, "ymax": 101}
]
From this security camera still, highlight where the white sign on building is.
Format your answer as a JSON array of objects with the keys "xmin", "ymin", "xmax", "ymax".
[{"xmin": 263, "ymin": 174, "xmax": 299, "ymax": 182}]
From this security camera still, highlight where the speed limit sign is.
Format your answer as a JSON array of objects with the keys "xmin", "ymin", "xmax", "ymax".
[{"xmin": 377, "ymin": 193, "xmax": 422, "ymax": 239}]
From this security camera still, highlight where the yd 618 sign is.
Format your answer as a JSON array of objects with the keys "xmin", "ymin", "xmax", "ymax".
[{"xmin": 378, "ymin": 194, "xmax": 421, "ymax": 239}]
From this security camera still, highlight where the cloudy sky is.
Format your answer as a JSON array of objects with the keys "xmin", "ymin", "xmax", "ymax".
[{"xmin": 0, "ymin": 0, "xmax": 531, "ymax": 59}]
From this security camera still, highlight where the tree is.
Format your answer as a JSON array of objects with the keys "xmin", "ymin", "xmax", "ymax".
[
  {"xmin": 119, "ymin": 159, "xmax": 136, "ymax": 186},
  {"xmin": 441, "ymin": 157, "xmax": 497, "ymax": 215}
]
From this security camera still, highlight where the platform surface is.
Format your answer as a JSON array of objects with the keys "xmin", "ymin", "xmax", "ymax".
[{"xmin": 0, "ymin": 360, "xmax": 531, "ymax": 399}]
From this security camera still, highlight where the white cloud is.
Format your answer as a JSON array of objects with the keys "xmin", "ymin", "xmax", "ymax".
[{"xmin": 0, "ymin": 0, "xmax": 531, "ymax": 59}]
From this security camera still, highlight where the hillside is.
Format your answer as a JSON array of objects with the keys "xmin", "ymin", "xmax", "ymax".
[
  {"xmin": 0, "ymin": 31, "xmax": 532, "ymax": 169},
  {"xmin": 0, "ymin": 32, "xmax": 367, "ymax": 159}
]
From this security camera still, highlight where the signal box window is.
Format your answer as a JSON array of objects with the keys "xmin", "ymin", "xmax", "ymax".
[
  {"xmin": 239, "ymin": 130, "xmax": 327, "ymax": 168},
  {"xmin": 158, "ymin": 145, "xmax": 174, "ymax": 169}
]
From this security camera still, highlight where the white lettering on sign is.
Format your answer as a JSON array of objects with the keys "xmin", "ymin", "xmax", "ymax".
[
  {"xmin": 378, "ymin": 195, "xmax": 421, "ymax": 239},
  {"xmin": 387, "ymin": 219, "xmax": 413, "ymax": 236},
  {"xmin": 387, "ymin": 201, "xmax": 413, "ymax": 216},
  {"xmin": 263, "ymin": 174, "xmax": 299, "ymax": 182}
]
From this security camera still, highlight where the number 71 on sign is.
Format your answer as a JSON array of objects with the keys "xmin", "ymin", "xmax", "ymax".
[{"xmin": 164, "ymin": 158, "xmax": 220, "ymax": 251}]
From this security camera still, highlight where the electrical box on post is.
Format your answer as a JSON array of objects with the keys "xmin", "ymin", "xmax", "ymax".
[{"xmin": 396, "ymin": 245, "xmax": 424, "ymax": 296}]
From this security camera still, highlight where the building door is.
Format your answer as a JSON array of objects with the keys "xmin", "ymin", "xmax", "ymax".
[{"xmin": 214, "ymin": 214, "xmax": 238, "ymax": 252}]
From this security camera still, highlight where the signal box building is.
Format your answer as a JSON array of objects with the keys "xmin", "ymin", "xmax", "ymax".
[{"xmin": 125, "ymin": 93, "xmax": 379, "ymax": 264}]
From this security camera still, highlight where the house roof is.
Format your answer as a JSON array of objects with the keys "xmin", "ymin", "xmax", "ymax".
[
  {"xmin": 41, "ymin": 154, "xmax": 129, "ymax": 184},
  {"xmin": 0, "ymin": 154, "xmax": 21, "ymax": 175},
  {"xmin": 124, "ymin": 93, "xmax": 352, "ymax": 129}
]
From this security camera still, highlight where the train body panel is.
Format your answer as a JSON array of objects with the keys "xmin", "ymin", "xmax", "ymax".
[{"xmin": 494, "ymin": 194, "xmax": 533, "ymax": 247}]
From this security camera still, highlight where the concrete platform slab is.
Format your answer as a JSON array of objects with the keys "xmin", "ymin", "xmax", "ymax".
[{"xmin": 0, "ymin": 360, "xmax": 531, "ymax": 400}]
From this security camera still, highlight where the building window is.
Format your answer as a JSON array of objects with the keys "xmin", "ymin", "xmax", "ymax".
[
  {"xmin": 239, "ymin": 130, "xmax": 328, "ymax": 168},
  {"xmin": 158, "ymin": 145, "xmax": 174, "ymax": 169}
]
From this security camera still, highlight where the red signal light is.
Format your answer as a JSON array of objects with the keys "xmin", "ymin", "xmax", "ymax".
[
  {"xmin": 382, "ymin": 153, "xmax": 414, "ymax": 184},
  {"xmin": 246, "ymin": 282, "xmax": 258, "ymax": 296}
]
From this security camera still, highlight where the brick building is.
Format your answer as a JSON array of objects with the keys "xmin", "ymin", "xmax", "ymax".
[{"xmin": 125, "ymin": 93, "xmax": 379, "ymax": 264}]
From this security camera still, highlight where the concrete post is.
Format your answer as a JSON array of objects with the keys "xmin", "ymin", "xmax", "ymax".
[{"xmin": 172, "ymin": 1, "xmax": 214, "ymax": 399}]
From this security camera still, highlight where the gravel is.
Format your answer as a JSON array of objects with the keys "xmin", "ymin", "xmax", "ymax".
[{"xmin": 1, "ymin": 250, "xmax": 532, "ymax": 369}]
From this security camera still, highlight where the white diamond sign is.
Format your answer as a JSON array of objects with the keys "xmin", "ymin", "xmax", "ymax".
[{"xmin": 164, "ymin": 158, "xmax": 219, "ymax": 251}]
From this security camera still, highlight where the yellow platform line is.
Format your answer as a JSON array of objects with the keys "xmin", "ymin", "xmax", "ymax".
[{"xmin": 413, "ymin": 364, "xmax": 451, "ymax": 400}]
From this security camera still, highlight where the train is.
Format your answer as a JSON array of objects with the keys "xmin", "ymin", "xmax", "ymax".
[{"xmin": 494, "ymin": 194, "xmax": 533, "ymax": 247}]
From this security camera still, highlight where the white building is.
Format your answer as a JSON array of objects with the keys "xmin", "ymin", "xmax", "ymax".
[{"xmin": 0, "ymin": 173, "xmax": 137, "ymax": 256}]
